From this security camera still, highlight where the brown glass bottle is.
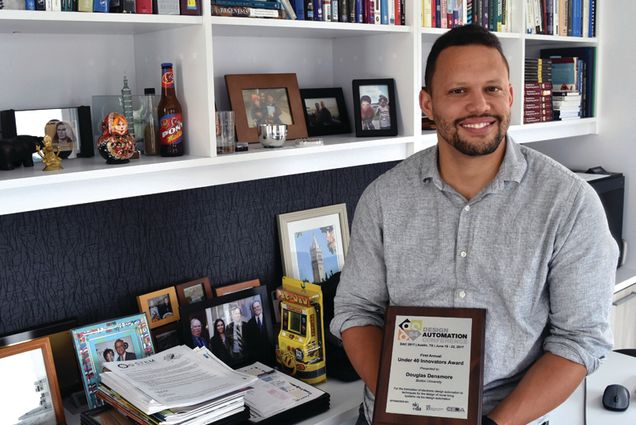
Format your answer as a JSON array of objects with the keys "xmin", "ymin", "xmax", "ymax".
[{"xmin": 158, "ymin": 63, "xmax": 185, "ymax": 157}]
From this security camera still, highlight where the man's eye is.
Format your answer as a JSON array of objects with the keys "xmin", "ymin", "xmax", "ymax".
[
  {"xmin": 487, "ymin": 87, "xmax": 503, "ymax": 93},
  {"xmin": 449, "ymin": 88, "xmax": 465, "ymax": 95}
]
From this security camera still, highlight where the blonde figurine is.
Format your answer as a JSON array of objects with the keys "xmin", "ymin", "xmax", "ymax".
[{"xmin": 35, "ymin": 135, "xmax": 63, "ymax": 171}]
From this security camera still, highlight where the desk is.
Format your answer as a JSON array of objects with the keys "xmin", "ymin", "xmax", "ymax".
[{"xmin": 65, "ymin": 352, "xmax": 635, "ymax": 425}]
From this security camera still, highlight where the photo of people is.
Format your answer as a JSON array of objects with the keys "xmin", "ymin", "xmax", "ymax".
[
  {"xmin": 44, "ymin": 119, "xmax": 77, "ymax": 159},
  {"xmin": 183, "ymin": 284, "xmax": 205, "ymax": 304},
  {"xmin": 148, "ymin": 294, "xmax": 173, "ymax": 322},
  {"xmin": 304, "ymin": 97, "xmax": 341, "ymax": 128},
  {"xmin": 93, "ymin": 335, "xmax": 138, "ymax": 373},
  {"xmin": 241, "ymin": 88, "xmax": 293, "ymax": 128},
  {"xmin": 358, "ymin": 85, "xmax": 391, "ymax": 131}
]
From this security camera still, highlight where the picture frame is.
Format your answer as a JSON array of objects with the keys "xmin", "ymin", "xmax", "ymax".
[
  {"xmin": 300, "ymin": 87, "xmax": 351, "ymax": 136},
  {"xmin": 181, "ymin": 285, "xmax": 275, "ymax": 368},
  {"xmin": 277, "ymin": 203, "xmax": 350, "ymax": 284},
  {"xmin": 352, "ymin": 78, "xmax": 398, "ymax": 137},
  {"xmin": 137, "ymin": 286, "xmax": 180, "ymax": 329},
  {"xmin": 151, "ymin": 322, "xmax": 182, "ymax": 353},
  {"xmin": 175, "ymin": 277, "xmax": 213, "ymax": 306},
  {"xmin": 71, "ymin": 314, "xmax": 154, "ymax": 409},
  {"xmin": 0, "ymin": 336, "xmax": 65, "ymax": 425},
  {"xmin": 214, "ymin": 278, "xmax": 260, "ymax": 297},
  {"xmin": 225, "ymin": 73, "xmax": 308, "ymax": 143}
]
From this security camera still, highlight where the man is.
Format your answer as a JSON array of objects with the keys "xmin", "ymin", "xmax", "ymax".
[
  {"xmin": 226, "ymin": 305, "xmax": 248, "ymax": 362},
  {"xmin": 245, "ymin": 300, "xmax": 270, "ymax": 362},
  {"xmin": 376, "ymin": 95, "xmax": 391, "ymax": 129},
  {"xmin": 330, "ymin": 24, "xmax": 618, "ymax": 425},
  {"xmin": 190, "ymin": 318, "xmax": 207, "ymax": 348},
  {"xmin": 114, "ymin": 339, "xmax": 137, "ymax": 361}
]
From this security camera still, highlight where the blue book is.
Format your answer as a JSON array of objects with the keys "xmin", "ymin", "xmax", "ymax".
[
  {"xmin": 355, "ymin": 0, "xmax": 362, "ymax": 22},
  {"xmin": 313, "ymin": 0, "xmax": 322, "ymax": 20},
  {"xmin": 93, "ymin": 0, "xmax": 108, "ymax": 12},
  {"xmin": 293, "ymin": 0, "xmax": 304, "ymax": 19},
  {"xmin": 380, "ymin": 0, "xmax": 388, "ymax": 24},
  {"xmin": 25, "ymin": 0, "xmax": 36, "ymax": 9},
  {"xmin": 572, "ymin": 0, "xmax": 581, "ymax": 36}
]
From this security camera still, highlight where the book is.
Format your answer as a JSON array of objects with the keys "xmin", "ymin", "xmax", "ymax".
[
  {"xmin": 211, "ymin": 4, "xmax": 281, "ymax": 16},
  {"xmin": 212, "ymin": 0, "xmax": 282, "ymax": 9},
  {"xmin": 280, "ymin": 0, "xmax": 297, "ymax": 18}
]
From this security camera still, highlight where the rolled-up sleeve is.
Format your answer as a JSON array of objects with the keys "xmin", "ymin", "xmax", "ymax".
[
  {"xmin": 543, "ymin": 181, "xmax": 619, "ymax": 373},
  {"xmin": 330, "ymin": 181, "xmax": 390, "ymax": 339}
]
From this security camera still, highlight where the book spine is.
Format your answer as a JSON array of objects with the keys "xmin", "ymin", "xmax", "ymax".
[
  {"xmin": 355, "ymin": 0, "xmax": 362, "ymax": 21},
  {"xmin": 211, "ymin": 4, "xmax": 280, "ymax": 16},
  {"xmin": 314, "ymin": 0, "xmax": 322, "ymax": 20},
  {"xmin": 295, "ymin": 0, "xmax": 306, "ymax": 19},
  {"xmin": 566, "ymin": 0, "xmax": 572, "ymax": 35},
  {"xmin": 340, "ymin": 0, "xmax": 348, "ymax": 21},
  {"xmin": 323, "ymin": 0, "xmax": 331, "ymax": 21},
  {"xmin": 305, "ymin": 0, "xmax": 314, "ymax": 19},
  {"xmin": 589, "ymin": 0, "xmax": 595, "ymax": 37},
  {"xmin": 440, "ymin": 0, "xmax": 447, "ymax": 27},
  {"xmin": 93, "ymin": 0, "xmax": 107, "ymax": 12},
  {"xmin": 423, "ymin": 0, "xmax": 431, "ymax": 26},
  {"xmin": 395, "ymin": 0, "xmax": 401, "ymax": 25},
  {"xmin": 435, "ymin": 0, "xmax": 440, "ymax": 27},
  {"xmin": 122, "ymin": 0, "xmax": 133, "ymax": 12},
  {"xmin": 473, "ymin": 0, "xmax": 478, "ymax": 26},
  {"xmin": 482, "ymin": 0, "xmax": 488, "ymax": 30},
  {"xmin": 212, "ymin": 0, "xmax": 281, "ymax": 8},
  {"xmin": 374, "ymin": 0, "xmax": 380, "ymax": 24},
  {"xmin": 581, "ymin": 0, "xmax": 588, "ymax": 37},
  {"xmin": 136, "ymin": 0, "xmax": 151, "ymax": 13},
  {"xmin": 381, "ymin": 0, "xmax": 388, "ymax": 23}
]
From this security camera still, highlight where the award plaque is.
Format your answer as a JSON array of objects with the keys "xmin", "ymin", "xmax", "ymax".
[{"xmin": 373, "ymin": 306, "xmax": 486, "ymax": 425}]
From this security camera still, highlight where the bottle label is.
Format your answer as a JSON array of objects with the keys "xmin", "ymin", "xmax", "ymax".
[
  {"xmin": 159, "ymin": 113, "xmax": 183, "ymax": 146},
  {"xmin": 161, "ymin": 68, "xmax": 175, "ymax": 89}
]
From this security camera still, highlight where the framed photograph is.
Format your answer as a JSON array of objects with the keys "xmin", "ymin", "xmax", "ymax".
[
  {"xmin": 300, "ymin": 87, "xmax": 351, "ymax": 136},
  {"xmin": 71, "ymin": 314, "xmax": 154, "ymax": 409},
  {"xmin": 225, "ymin": 73, "xmax": 308, "ymax": 143},
  {"xmin": 181, "ymin": 285, "xmax": 275, "ymax": 368},
  {"xmin": 137, "ymin": 287, "xmax": 180, "ymax": 329},
  {"xmin": 277, "ymin": 203, "xmax": 350, "ymax": 284},
  {"xmin": 214, "ymin": 278, "xmax": 260, "ymax": 297},
  {"xmin": 175, "ymin": 277, "xmax": 213, "ymax": 306},
  {"xmin": 0, "ymin": 337, "xmax": 65, "ymax": 425},
  {"xmin": 352, "ymin": 78, "xmax": 398, "ymax": 137},
  {"xmin": 151, "ymin": 322, "xmax": 182, "ymax": 353}
]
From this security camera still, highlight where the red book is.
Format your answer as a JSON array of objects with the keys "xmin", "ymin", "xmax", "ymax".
[
  {"xmin": 524, "ymin": 82, "xmax": 553, "ymax": 89},
  {"xmin": 394, "ymin": 0, "xmax": 400, "ymax": 25},
  {"xmin": 431, "ymin": 0, "xmax": 436, "ymax": 27},
  {"xmin": 136, "ymin": 0, "xmax": 151, "ymax": 13},
  {"xmin": 367, "ymin": 0, "xmax": 375, "ymax": 23}
]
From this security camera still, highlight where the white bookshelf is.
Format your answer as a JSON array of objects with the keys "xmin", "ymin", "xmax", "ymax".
[{"xmin": 0, "ymin": 2, "xmax": 604, "ymax": 215}]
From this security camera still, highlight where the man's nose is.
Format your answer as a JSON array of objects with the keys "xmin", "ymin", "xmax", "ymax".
[{"xmin": 466, "ymin": 91, "xmax": 490, "ymax": 114}]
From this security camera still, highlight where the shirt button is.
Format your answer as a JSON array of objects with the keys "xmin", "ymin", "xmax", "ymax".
[
  {"xmin": 460, "ymin": 250, "xmax": 467, "ymax": 258},
  {"xmin": 464, "ymin": 205, "xmax": 470, "ymax": 212},
  {"xmin": 458, "ymin": 290, "xmax": 467, "ymax": 299}
]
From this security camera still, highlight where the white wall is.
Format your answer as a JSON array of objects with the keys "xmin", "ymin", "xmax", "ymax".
[{"xmin": 531, "ymin": 1, "xmax": 636, "ymax": 269}]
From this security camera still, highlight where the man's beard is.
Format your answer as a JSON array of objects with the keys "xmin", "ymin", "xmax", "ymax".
[{"xmin": 436, "ymin": 113, "xmax": 509, "ymax": 156}]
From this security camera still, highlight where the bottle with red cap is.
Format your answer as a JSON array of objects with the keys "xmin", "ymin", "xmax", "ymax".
[{"xmin": 158, "ymin": 63, "xmax": 184, "ymax": 157}]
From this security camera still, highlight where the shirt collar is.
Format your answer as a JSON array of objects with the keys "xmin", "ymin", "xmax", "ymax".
[{"xmin": 421, "ymin": 136, "xmax": 527, "ymax": 191}]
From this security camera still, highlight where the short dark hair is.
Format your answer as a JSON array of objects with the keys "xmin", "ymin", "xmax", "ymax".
[{"xmin": 424, "ymin": 24, "xmax": 509, "ymax": 92}]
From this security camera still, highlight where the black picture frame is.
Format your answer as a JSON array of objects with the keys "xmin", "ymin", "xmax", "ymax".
[
  {"xmin": 0, "ymin": 106, "xmax": 94, "ymax": 157},
  {"xmin": 300, "ymin": 87, "xmax": 351, "ymax": 136},
  {"xmin": 180, "ymin": 285, "xmax": 275, "ymax": 369},
  {"xmin": 352, "ymin": 78, "xmax": 398, "ymax": 137}
]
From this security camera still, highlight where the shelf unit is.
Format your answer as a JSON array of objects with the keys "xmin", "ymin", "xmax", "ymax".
[{"xmin": 0, "ymin": 2, "xmax": 602, "ymax": 216}]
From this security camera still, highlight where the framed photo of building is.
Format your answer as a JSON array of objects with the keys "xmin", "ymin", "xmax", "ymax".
[
  {"xmin": 175, "ymin": 277, "xmax": 213, "ymax": 306},
  {"xmin": 352, "ymin": 78, "xmax": 398, "ymax": 137},
  {"xmin": 300, "ymin": 87, "xmax": 351, "ymax": 136},
  {"xmin": 0, "ymin": 337, "xmax": 65, "ymax": 425},
  {"xmin": 71, "ymin": 314, "xmax": 154, "ymax": 409},
  {"xmin": 181, "ymin": 285, "xmax": 275, "ymax": 368},
  {"xmin": 225, "ymin": 73, "xmax": 308, "ymax": 143},
  {"xmin": 277, "ymin": 203, "xmax": 350, "ymax": 284},
  {"xmin": 137, "ymin": 287, "xmax": 180, "ymax": 329}
]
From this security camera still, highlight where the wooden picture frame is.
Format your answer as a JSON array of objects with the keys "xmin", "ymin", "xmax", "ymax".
[
  {"xmin": 300, "ymin": 87, "xmax": 351, "ymax": 136},
  {"xmin": 352, "ymin": 78, "xmax": 398, "ymax": 137},
  {"xmin": 175, "ymin": 277, "xmax": 213, "ymax": 306},
  {"xmin": 71, "ymin": 314, "xmax": 154, "ymax": 409},
  {"xmin": 277, "ymin": 203, "xmax": 350, "ymax": 283},
  {"xmin": 137, "ymin": 287, "xmax": 180, "ymax": 329},
  {"xmin": 0, "ymin": 337, "xmax": 65, "ymax": 425},
  {"xmin": 214, "ymin": 278, "xmax": 260, "ymax": 297},
  {"xmin": 225, "ymin": 73, "xmax": 308, "ymax": 143},
  {"xmin": 181, "ymin": 285, "xmax": 275, "ymax": 368}
]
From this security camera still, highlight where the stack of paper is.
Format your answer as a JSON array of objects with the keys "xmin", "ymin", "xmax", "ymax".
[{"xmin": 98, "ymin": 345, "xmax": 256, "ymax": 425}]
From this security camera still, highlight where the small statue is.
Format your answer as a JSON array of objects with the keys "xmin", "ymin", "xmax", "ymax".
[
  {"xmin": 35, "ymin": 135, "xmax": 63, "ymax": 171},
  {"xmin": 97, "ymin": 112, "xmax": 136, "ymax": 164}
]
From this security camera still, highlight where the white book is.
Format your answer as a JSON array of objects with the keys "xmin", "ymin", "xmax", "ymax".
[
  {"xmin": 374, "ymin": 0, "xmax": 380, "ymax": 24},
  {"xmin": 423, "ymin": 0, "xmax": 432, "ymax": 27}
]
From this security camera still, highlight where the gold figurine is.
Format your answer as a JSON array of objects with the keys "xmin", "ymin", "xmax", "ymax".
[{"xmin": 35, "ymin": 135, "xmax": 63, "ymax": 171}]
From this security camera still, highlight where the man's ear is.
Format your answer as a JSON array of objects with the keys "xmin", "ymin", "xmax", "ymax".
[
  {"xmin": 508, "ymin": 83, "xmax": 514, "ymax": 108},
  {"xmin": 420, "ymin": 88, "xmax": 433, "ymax": 119}
]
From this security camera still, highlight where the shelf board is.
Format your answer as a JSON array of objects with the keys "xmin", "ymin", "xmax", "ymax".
[
  {"xmin": 509, "ymin": 118, "xmax": 597, "ymax": 143},
  {"xmin": 210, "ymin": 16, "xmax": 410, "ymax": 38},
  {"xmin": 524, "ymin": 34, "xmax": 598, "ymax": 46},
  {"xmin": 0, "ymin": 137, "xmax": 413, "ymax": 215},
  {"xmin": 0, "ymin": 10, "xmax": 202, "ymax": 34},
  {"xmin": 422, "ymin": 27, "xmax": 521, "ymax": 40},
  {"xmin": 616, "ymin": 267, "xmax": 636, "ymax": 293}
]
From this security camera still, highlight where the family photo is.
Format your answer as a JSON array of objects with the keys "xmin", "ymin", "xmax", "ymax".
[
  {"xmin": 241, "ymin": 88, "xmax": 293, "ymax": 128},
  {"xmin": 358, "ymin": 85, "xmax": 391, "ymax": 131}
]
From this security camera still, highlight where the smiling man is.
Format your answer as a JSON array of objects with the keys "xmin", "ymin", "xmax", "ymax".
[{"xmin": 330, "ymin": 25, "xmax": 618, "ymax": 425}]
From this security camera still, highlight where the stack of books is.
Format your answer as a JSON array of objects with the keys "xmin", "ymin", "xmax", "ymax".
[
  {"xmin": 422, "ymin": 0, "xmax": 513, "ymax": 32},
  {"xmin": 96, "ymin": 345, "xmax": 255, "ymax": 425},
  {"xmin": 524, "ymin": 58, "xmax": 553, "ymax": 124},
  {"xmin": 552, "ymin": 91, "xmax": 582, "ymax": 121}
]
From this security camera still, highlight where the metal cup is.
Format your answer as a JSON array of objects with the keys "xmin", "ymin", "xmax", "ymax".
[{"xmin": 258, "ymin": 124, "xmax": 287, "ymax": 148}]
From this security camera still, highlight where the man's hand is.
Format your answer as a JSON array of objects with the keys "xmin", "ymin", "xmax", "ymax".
[
  {"xmin": 341, "ymin": 325, "xmax": 384, "ymax": 394},
  {"xmin": 488, "ymin": 352, "xmax": 586, "ymax": 425}
]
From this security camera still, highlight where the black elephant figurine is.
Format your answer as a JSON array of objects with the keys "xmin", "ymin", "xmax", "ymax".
[{"xmin": 0, "ymin": 135, "xmax": 41, "ymax": 170}]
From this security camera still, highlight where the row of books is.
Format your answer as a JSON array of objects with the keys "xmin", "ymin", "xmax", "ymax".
[
  {"xmin": 525, "ymin": 0, "xmax": 596, "ymax": 37},
  {"xmin": 15, "ymin": 0, "xmax": 200, "ymax": 14},
  {"xmin": 523, "ymin": 47, "xmax": 595, "ymax": 124},
  {"xmin": 211, "ymin": 0, "xmax": 406, "ymax": 24},
  {"xmin": 421, "ymin": 0, "xmax": 513, "ymax": 32}
]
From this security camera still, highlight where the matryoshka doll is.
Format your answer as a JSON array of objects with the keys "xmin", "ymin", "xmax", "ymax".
[{"xmin": 97, "ymin": 112, "xmax": 136, "ymax": 164}]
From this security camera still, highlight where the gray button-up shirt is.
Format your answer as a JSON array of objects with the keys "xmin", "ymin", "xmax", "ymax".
[{"xmin": 330, "ymin": 139, "xmax": 618, "ymax": 421}]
